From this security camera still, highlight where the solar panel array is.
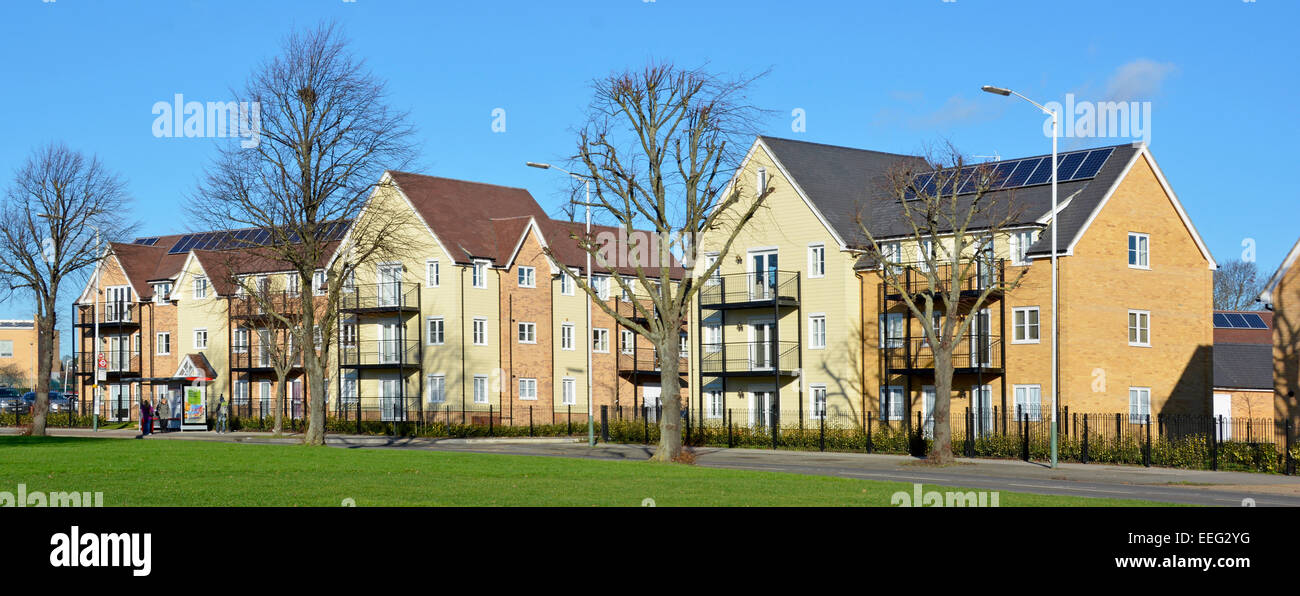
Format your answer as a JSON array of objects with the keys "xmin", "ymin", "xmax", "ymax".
[
  {"xmin": 1213, "ymin": 313, "xmax": 1268, "ymax": 329},
  {"xmin": 165, "ymin": 221, "xmax": 350, "ymax": 255},
  {"xmin": 132, "ymin": 237, "xmax": 160, "ymax": 246},
  {"xmin": 905, "ymin": 146, "xmax": 1116, "ymax": 199}
]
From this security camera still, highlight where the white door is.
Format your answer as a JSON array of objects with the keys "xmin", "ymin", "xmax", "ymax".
[
  {"xmin": 1213, "ymin": 393, "xmax": 1232, "ymax": 442},
  {"xmin": 378, "ymin": 265, "xmax": 402, "ymax": 307},
  {"xmin": 749, "ymin": 250, "xmax": 778, "ymax": 300},
  {"xmin": 107, "ymin": 335, "xmax": 128, "ymax": 370},
  {"xmin": 108, "ymin": 384, "xmax": 130, "ymax": 421},
  {"xmin": 380, "ymin": 321, "xmax": 400, "ymax": 364},
  {"xmin": 969, "ymin": 309, "xmax": 991, "ymax": 367},
  {"xmin": 105, "ymin": 286, "xmax": 131, "ymax": 322},
  {"xmin": 642, "ymin": 383, "xmax": 661, "ymax": 422},
  {"xmin": 380, "ymin": 376, "xmax": 403, "ymax": 421},
  {"xmin": 749, "ymin": 390, "xmax": 773, "ymax": 428},
  {"xmin": 972, "ymin": 384, "xmax": 994, "ymax": 437},
  {"xmin": 921, "ymin": 385, "xmax": 935, "ymax": 438},
  {"xmin": 748, "ymin": 319, "xmax": 774, "ymax": 370}
]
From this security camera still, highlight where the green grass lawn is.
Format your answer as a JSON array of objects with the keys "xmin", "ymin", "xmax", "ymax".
[{"xmin": 0, "ymin": 436, "xmax": 1179, "ymax": 506}]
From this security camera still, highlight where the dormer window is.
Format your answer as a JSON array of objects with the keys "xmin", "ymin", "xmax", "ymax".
[{"xmin": 153, "ymin": 283, "xmax": 172, "ymax": 301}]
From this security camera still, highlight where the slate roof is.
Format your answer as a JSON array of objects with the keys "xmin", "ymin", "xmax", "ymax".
[{"xmin": 1212, "ymin": 342, "xmax": 1274, "ymax": 390}]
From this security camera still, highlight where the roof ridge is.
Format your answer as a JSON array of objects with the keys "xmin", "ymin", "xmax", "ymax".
[
  {"xmin": 759, "ymin": 135, "xmax": 918, "ymax": 159},
  {"xmin": 389, "ymin": 170, "xmax": 531, "ymax": 193}
]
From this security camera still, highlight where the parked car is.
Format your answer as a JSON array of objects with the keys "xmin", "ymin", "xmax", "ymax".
[
  {"xmin": 22, "ymin": 391, "xmax": 73, "ymax": 413},
  {"xmin": 0, "ymin": 387, "xmax": 28, "ymax": 414}
]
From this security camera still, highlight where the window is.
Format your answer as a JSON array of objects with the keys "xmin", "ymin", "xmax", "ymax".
[
  {"xmin": 472, "ymin": 260, "xmax": 488, "ymax": 288},
  {"xmin": 1009, "ymin": 230, "xmax": 1036, "ymax": 266},
  {"xmin": 811, "ymin": 384, "xmax": 827, "ymax": 420},
  {"xmin": 154, "ymin": 283, "xmax": 172, "ymax": 301},
  {"xmin": 1128, "ymin": 310, "xmax": 1150, "ymax": 346},
  {"xmin": 313, "ymin": 270, "xmax": 327, "ymax": 295},
  {"xmin": 426, "ymin": 260, "xmax": 440, "ymax": 288},
  {"xmin": 426, "ymin": 317, "xmax": 444, "ymax": 345},
  {"xmin": 1129, "ymin": 387, "xmax": 1151, "ymax": 423},
  {"xmin": 1013, "ymin": 385, "xmax": 1042, "ymax": 421},
  {"xmin": 518, "ymin": 322, "xmax": 536, "ymax": 344},
  {"xmin": 561, "ymin": 323, "xmax": 574, "ymax": 351},
  {"xmin": 340, "ymin": 321, "xmax": 356, "ymax": 348},
  {"xmin": 1128, "ymin": 233, "xmax": 1149, "ymax": 268},
  {"xmin": 518, "ymin": 378, "xmax": 537, "ymax": 401},
  {"xmin": 703, "ymin": 324, "xmax": 721, "ymax": 353},
  {"xmin": 706, "ymin": 391, "xmax": 724, "ymax": 419},
  {"xmin": 427, "ymin": 374, "xmax": 445, "ymax": 404},
  {"xmin": 234, "ymin": 380, "xmax": 249, "ymax": 405},
  {"xmin": 518, "ymin": 266, "xmax": 535, "ymax": 288},
  {"xmin": 680, "ymin": 332, "xmax": 689, "ymax": 357},
  {"xmin": 919, "ymin": 239, "xmax": 935, "ymax": 271},
  {"xmin": 314, "ymin": 325, "xmax": 322, "ymax": 347},
  {"xmin": 341, "ymin": 371, "xmax": 357, "ymax": 405},
  {"xmin": 286, "ymin": 273, "xmax": 300, "ymax": 296},
  {"xmin": 0, "ymin": 340, "xmax": 12, "ymax": 359},
  {"xmin": 704, "ymin": 253, "xmax": 721, "ymax": 286},
  {"xmin": 232, "ymin": 328, "xmax": 248, "ymax": 353},
  {"xmin": 473, "ymin": 375, "xmax": 489, "ymax": 404},
  {"xmin": 156, "ymin": 332, "xmax": 171, "ymax": 355},
  {"xmin": 193, "ymin": 328, "xmax": 208, "ymax": 350},
  {"xmin": 879, "ymin": 313, "xmax": 904, "ymax": 348},
  {"xmin": 880, "ymin": 385, "xmax": 904, "ymax": 421},
  {"xmin": 560, "ymin": 377, "xmax": 576, "ymax": 406},
  {"xmin": 592, "ymin": 275, "xmax": 610, "ymax": 300},
  {"xmin": 620, "ymin": 329, "xmax": 635, "ymax": 354},
  {"xmin": 193, "ymin": 276, "xmax": 208, "ymax": 299},
  {"xmin": 560, "ymin": 271, "xmax": 574, "ymax": 295},
  {"xmin": 808, "ymin": 244, "xmax": 825, "ymax": 278},
  {"xmin": 592, "ymin": 328, "xmax": 609, "ymax": 353},
  {"xmin": 880, "ymin": 241, "xmax": 901, "ymax": 272},
  {"xmin": 343, "ymin": 270, "xmax": 356, "ymax": 294},
  {"xmin": 473, "ymin": 318, "xmax": 488, "ymax": 346},
  {"xmin": 809, "ymin": 314, "xmax": 827, "ymax": 349},
  {"xmin": 1012, "ymin": 307, "xmax": 1040, "ymax": 343},
  {"xmin": 756, "ymin": 166, "xmax": 768, "ymax": 195}
]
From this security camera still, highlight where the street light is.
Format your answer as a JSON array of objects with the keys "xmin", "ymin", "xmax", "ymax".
[
  {"xmin": 37, "ymin": 211, "xmax": 103, "ymax": 432},
  {"xmin": 527, "ymin": 161, "xmax": 596, "ymax": 447},
  {"xmin": 981, "ymin": 84, "xmax": 1060, "ymax": 468}
]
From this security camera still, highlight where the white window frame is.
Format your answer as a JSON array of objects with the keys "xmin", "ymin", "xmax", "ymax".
[
  {"xmin": 234, "ymin": 379, "xmax": 250, "ymax": 405},
  {"xmin": 472, "ymin": 260, "xmax": 488, "ymax": 289},
  {"xmin": 756, "ymin": 166, "xmax": 767, "ymax": 196},
  {"xmin": 193, "ymin": 276, "xmax": 208, "ymax": 299},
  {"xmin": 1009, "ymin": 230, "xmax": 1036, "ymax": 266},
  {"xmin": 0, "ymin": 340, "xmax": 12, "ymax": 359},
  {"xmin": 518, "ymin": 378, "xmax": 538, "ymax": 401},
  {"xmin": 340, "ymin": 321, "xmax": 357, "ymax": 348},
  {"xmin": 561, "ymin": 323, "xmax": 575, "ymax": 351},
  {"xmin": 232, "ymin": 328, "xmax": 248, "ymax": 353},
  {"xmin": 620, "ymin": 329, "xmax": 635, "ymax": 354},
  {"xmin": 426, "ymin": 260, "xmax": 440, "ymax": 288},
  {"xmin": 1128, "ymin": 387, "xmax": 1152, "ymax": 423},
  {"xmin": 1128, "ymin": 309, "xmax": 1151, "ymax": 347},
  {"xmin": 426, "ymin": 374, "xmax": 446, "ymax": 404},
  {"xmin": 156, "ymin": 332, "xmax": 170, "ymax": 355},
  {"xmin": 518, "ymin": 322, "xmax": 537, "ymax": 344},
  {"xmin": 340, "ymin": 372, "xmax": 357, "ymax": 405},
  {"xmin": 154, "ymin": 283, "xmax": 173, "ymax": 301},
  {"xmin": 880, "ymin": 385, "xmax": 904, "ymax": 421},
  {"xmin": 703, "ymin": 324, "xmax": 721, "ymax": 353},
  {"xmin": 1012, "ymin": 307, "xmax": 1040, "ymax": 344},
  {"xmin": 706, "ymin": 390, "xmax": 724, "ymax": 419},
  {"xmin": 193, "ymin": 328, "xmax": 208, "ymax": 350},
  {"xmin": 560, "ymin": 377, "xmax": 576, "ymax": 406},
  {"xmin": 808, "ymin": 314, "xmax": 827, "ymax": 350},
  {"xmin": 313, "ymin": 270, "xmax": 327, "ymax": 296},
  {"xmin": 807, "ymin": 243, "xmax": 825, "ymax": 278},
  {"xmin": 426, "ymin": 317, "xmax": 444, "ymax": 346},
  {"xmin": 810, "ymin": 383, "xmax": 828, "ymax": 420},
  {"xmin": 1128, "ymin": 232, "xmax": 1150, "ymax": 269},
  {"xmin": 593, "ymin": 275, "xmax": 610, "ymax": 300},
  {"xmin": 1013, "ymin": 384, "xmax": 1042, "ymax": 422},
  {"xmin": 560, "ymin": 271, "xmax": 574, "ymax": 296},
  {"xmin": 518, "ymin": 266, "xmax": 536, "ymax": 288},
  {"xmin": 592, "ymin": 328, "xmax": 609, "ymax": 353},
  {"xmin": 472, "ymin": 317, "xmax": 488, "ymax": 346},
  {"xmin": 473, "ymin": 375, "xmax": 489, "ymax": 404},
  {"xmin": 286, "ymin": 273, "xmax": 300, "ymax": 297},
  {"xmin": 879, "ymin": 313, "xmax": 904, "ymax": 349},
  {"xmin": 880, "ymin": 241, "xmax": 902, "ymax": 273}
]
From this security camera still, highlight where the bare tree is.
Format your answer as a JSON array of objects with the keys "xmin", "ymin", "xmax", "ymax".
[
  {"xmin": 543, "ymin": 63, "xmax": 769, "ymax": 462},
  {"xmin": 1215, "ymin": 259, "xmax": 1265, "ymax": 311},
  {"xmin": 855, "ymin": 143, "xmax": 1026, "ymax": 465},
  {"xmin": 0, "ymin": 143, "xmax": 133, "ymax": 436},
  {"xmin": 191, "ymin": 22, "xmax": 417, "ymax": 445},
  {"xmin": 222, "ymin": 269, "xmax": 305, "ymax": 434}
]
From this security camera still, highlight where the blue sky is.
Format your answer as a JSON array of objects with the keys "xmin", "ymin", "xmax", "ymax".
[{"xmin": 2, "ymin": 0, "xmax": 1296, "ymax": 344}]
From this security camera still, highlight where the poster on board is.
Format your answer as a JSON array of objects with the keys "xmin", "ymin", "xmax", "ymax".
[{"xmin": 183, "ymin": 384, "xmax": 207, "ymax": 430}]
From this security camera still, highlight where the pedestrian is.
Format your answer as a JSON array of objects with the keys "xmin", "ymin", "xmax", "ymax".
[
  {"xmin": 140, "ymin": 399, "xmax": 153, "ymax": 436},
  {"xmin": 156, "ymin": 396, "xmax": 167, "ymax": 433},
  {"xmin": 216, "ymin": 394, "xmax": 229, "ymax": 434}
]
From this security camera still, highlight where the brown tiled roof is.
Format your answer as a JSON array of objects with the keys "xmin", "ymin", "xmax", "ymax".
[
  {"xmin": 541, "ymin": 219, "xmax": 686, "ymax": 280},
  {"xmin": 388, "ymin": 171, "xmax": 548, "ymax": 264}
]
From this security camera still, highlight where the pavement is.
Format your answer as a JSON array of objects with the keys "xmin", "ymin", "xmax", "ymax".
[{"xmin": 6, "ymin": 427, "xmax": 1300, "ymax": 506}]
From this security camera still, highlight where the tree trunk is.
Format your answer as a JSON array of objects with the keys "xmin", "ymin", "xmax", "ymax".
[
  {"xmin": 274, "ymin": 374, "xmax": 285, "ymax": 435},
  {"xmin": 649, "ymin": 331, "xmax": 683, "ymax": 462},
  {"xmin": 302, "ymin": 351, "xmax": 326, "ymax": 446},
  {"xmin": 930, "ymin": 345, "xmax": 955, "ymax": 465},
  {"xmin": 29, "ymin": 303, "xmax": 56, "ymax": 436}
]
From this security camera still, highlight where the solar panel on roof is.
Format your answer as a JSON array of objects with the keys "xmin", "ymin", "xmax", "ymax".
[
  {"xmin": 1003, "ymin": 158, "xmax": 1042, "ymax": 187},
  {"xmin": 1242, "ymin": 313, "xmax": 1268, "ymax": 329},
  {"xmin": 1072, "ymin": 147, "xmax": 1114, "ymax": 179},
  {"xmin": 1024, "ymin": 158, "xmax": 1057, "ymax": 185},
  {"xmin": 1212, "ymin": 313, "xmax": 1231, "ymax": 328},
  {"xmin": 989, "ymin": 161, "xmax": 1017, "ymax": 189},
  {"xmin": 1224, "ymin": 313, "xmax": 1249, "ymax": 328},
  {"xmin": 168, "ymin": 235, "xmax": 194, "ymax": 254},
  {"xmin": 1055, "ymin": 152, "xmax": 1087, "ymax": 180}
]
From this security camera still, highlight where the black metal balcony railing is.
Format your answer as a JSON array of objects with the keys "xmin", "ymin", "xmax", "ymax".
[
  {"xmin": 883, "ymin": 336, "xmax": 1003, "ymax": 371},
  {"xmin": 339, "ymin": 282, "xmax": 419, "ymax": 312},
  {"xmin": 229, "ymin": 292, "xmax": 304, "ymax": 319},
  {"xmin": 230, "ymin": 344, "xmax": 303, "ymax": 370},
  {"xmin": 617, "ymin": 346, "xmax": 689, "ymax": 374},
  {"xmin": 76, "ymin": 349, "xmax": 140, "ymax": 375},
  {"xmin": 73, "ymin": 301, "xmax": 138, "ymax": 326},
  {"xmin": 698, "ymin": 271, "xmax": 800, "ymax": 309},
  {"xmin": 883, "ymin": 259, "xmax": 1005, "ymax": 297},
  {"xmin": 338, "ymin": 339, "xmax": 421, "ymax": 368},
  {"xmin": 698, "ymin": 341, "xmax": 799, "ymax": 375}
]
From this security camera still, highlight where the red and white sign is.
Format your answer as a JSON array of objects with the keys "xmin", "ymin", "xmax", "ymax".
[{"xmin": 96, "ymin": 354, "xmax": 107, "ymax": 369}]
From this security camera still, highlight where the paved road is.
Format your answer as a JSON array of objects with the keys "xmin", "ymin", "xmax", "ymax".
[{"xmin": 7, "ymin": 428, "xmax": 1300, "ymax": 506}]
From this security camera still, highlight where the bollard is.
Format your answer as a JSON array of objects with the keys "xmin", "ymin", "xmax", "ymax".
[{"xmin": 600, "ymin": 405, "xmax": 609, "ymax": 443}]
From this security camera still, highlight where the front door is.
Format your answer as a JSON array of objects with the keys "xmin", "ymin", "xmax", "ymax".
[
  {"xmin": 749, "ymin": 250, "xmax": 778, "ymax": 300},
  {"xmin": 380, "ymin": 376, "xmax": 403, "ymax": 421},
  {"xmin": 969, "ymin": 309, "xmax": 991, "ymax": 368},
  {"xmin": 921, "ymin": 385, "xmax": 936, "ymax": 438},
  {"xmin": 107, "ymin": 335, "xmax": 128, "ymax": 371},
  {"xmin": 107, "ymin": 384, "xmax": 130, "ymax": 421},
  {"xmin": 380, "ymin": 321, "xmax": 400, "ymax": 364},
  {"xmin": 642, "ymin": 383, "xmax": 661, "ymax": 422},
  {"xmin": 748, "ymin": 319, "xmax": 775, "ymax": 371},
  {"xmin": 971, "ymin": 384, "xmax": 994, "ymax": 437},
  {"xmin": 749, "ymin": 390, "xmax": 773, "ymax": 428},
  {"xmin": 290, "ymin": 378, "xmax": 304, "ymax": 420},
  {"xmin": 378, "ymin": 264, "xmax": 402, "ymax": 307},
  {"xmin": 1213, "ymin": 393, "xmax": 1232, "ymax": 441}
]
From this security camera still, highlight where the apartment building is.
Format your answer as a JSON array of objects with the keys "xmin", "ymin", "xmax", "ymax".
[
  {"xmin": 0, "ymin": 317, "xmax": 60, "ymax": 388},
  {"xmin": 1260, "ymin": 237, "xmax": 1300, "ymax": 427},
  {"xmin": 689, "ymin": 136, "xmax": 1216, "ymax": 430}
]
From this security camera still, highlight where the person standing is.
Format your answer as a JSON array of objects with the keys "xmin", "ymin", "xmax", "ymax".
[
  {"xmin": 216, "ymin": 394, "xmax": 229, "ymax": 434},
  {"xmin": 156, "ymin": 396, "xmax": 167, "ymax": 433},
  {"xmin": 140, "ymin": 399, "xmax": 153, "ymax": 437}
]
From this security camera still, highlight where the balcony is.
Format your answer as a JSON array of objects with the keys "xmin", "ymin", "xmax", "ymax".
[
  {"xmin": 614, "ymin": 296, "xmax": 688, "ymax": 325},
  {"xmin": 76, "ymin": 349, "xmax": 141, "ymax": 378},
  {"xmin": 617, "ymin": 346, "xmax": 688, "ymax": 376},
  {"xmin": 882, "ymin": 336, "xmax": 1003, "ymax": 374},
  {"xmin": 229, "ymin": 291, "xmax": 304, "ymax": 321},
  {"xmin": 338, "ymin": 283, "xmax": 419, "ymax": 315},
  {"xmin": 881, "ymin": 260, "xmax": 1005, "ymax": 310},
  {"xmin": 338, "ymin": 339, "xmax": 421, "ymax": 369},
  {"xmin": 230, "ymin": 345, "xmax": 303, "ymax": 371},
  {"xmin": 698, "ymin": 271, "xmax": 800, "ymax": 310},
  {"xmin": 73, "ymin": 301, "xmax": 140, "ymax": 331},
  {"xmin": 698, "ymin": 341, "xmax": 799, "ymax": 377}
]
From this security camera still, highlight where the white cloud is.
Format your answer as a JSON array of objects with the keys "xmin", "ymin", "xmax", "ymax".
[{"xmin": 1104, "ymin": 59, "xmax": 1177, "ymax": 102}]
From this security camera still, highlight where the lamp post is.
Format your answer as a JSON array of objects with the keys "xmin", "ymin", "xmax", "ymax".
[
  {"xmin": 527, "ymin": 162, "xmax": 595, "ymax": 447},
  {"xmin": 981, "ymin": 85, "xmax": 1059, "ymax": 468},
  {"xmin": 37, "ymin": 212, "xmax": 103, "ymax": 431}
]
